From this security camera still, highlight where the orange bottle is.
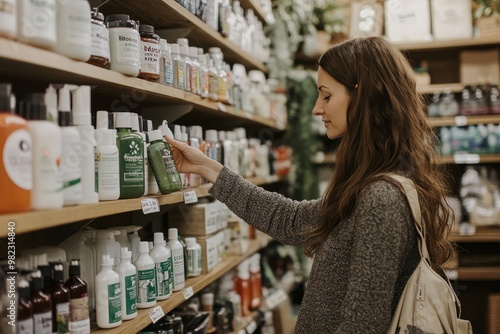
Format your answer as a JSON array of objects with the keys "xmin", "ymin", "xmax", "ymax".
[
  {"xmin": 234, "ymin": 260, "xmax": 251, "ymax": 316},
  {"xmin": 249, "ymin": 253, "xmax": 262, "ymax": 310},
  {"xmin": 0, "ymin": 83, "xmax": 32, "ymax": 213}
]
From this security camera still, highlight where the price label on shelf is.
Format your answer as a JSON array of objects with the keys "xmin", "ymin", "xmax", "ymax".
[
  {"xmin": 149, "ymin": 306, "xmax": 165, "ymax": 324},
  {"xmin": 459, "ymin": 223, "xmax": 476, "ymax": 236},
  {"xmin": 182, "ymin": 286, "xmax": 194, "ymax": 300},
  {"xmin": 454, "ymin": 116, "xmax": 468, "ymax": 126},
  {"xmin": 183, "ymin": 190, "xmax": 198, "ymax": 204},
  {"xmin": 264, "ymin": 288, "xmax": 288, "ymax": 310},
  {"xmin": 141, "ymin": 198, "xmax": 160, "ymax": 214},
  {"xmin": 453, "ymin": 153, "xmax": 480, "ymax": 164}
]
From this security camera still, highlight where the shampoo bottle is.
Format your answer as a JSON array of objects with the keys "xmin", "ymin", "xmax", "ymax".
[
  {"xmin": 143, "ymin": 119, "xmax": 160, "ymax": 195},
  {"xmin": 185, "ymin": 237, "xmax": 202, "ymax": 277},
  {"xmin": 64, "ymin": 260, "xmax": 90, "ymax": 334},
  {"xmin": 134, "ymin": 241, "xmax": 156, "ymax": 308},
  {"xmin": 149, "ymin": 232, "xmax": 173, "ymax": 300},
  {"xmin": 0, "ymin": 83, "xmax": 32, "ymax": 213},
  {"xmin": 95, "ymin": 255, "xmax": 122, "ymax": 328},
  {"xmin": 116, "ymin": 247, "xmax": 137, "ymax": 320},
  {"xmin": 167, "ymin": 228, "xmax": 185, "ymax": 291},
  {"xmin": 95, "ymin": 230, "xmax": 121, "ymax": 272}
]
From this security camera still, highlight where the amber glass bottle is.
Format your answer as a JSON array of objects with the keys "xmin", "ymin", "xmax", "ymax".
[
  {"xmin": 51, "ymin": 263, "xmax": 70, "ymax": 333},
  {"xmin": 64, "ymin": 260, "xmax": 90, "ymax": 334},
  {"xmin": 31, "ymin": 273, "xmax": 53, "ymax": 334}
]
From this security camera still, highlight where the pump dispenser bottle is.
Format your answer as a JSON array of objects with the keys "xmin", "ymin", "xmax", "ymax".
[
  {"xmin": 31, "ymin": 271, "xmax": 53, "ymax": 334},
  {"xmin": 134, "ymin": 241, "xmax": 157, "ymax": 308},
  {"xmin": 64, "ymin": 260, "xmax": 90, "ymax": 334},
  {"xmin": 95, "ymin": 230, "xmax": 121, "ymax": 272},
  {"xmin": 167, "ymin": 228, "xmax": 185, "ymax": 291},
  {"xmin": 117, "ymin": 247, "xmax": 137, "ymax": 320},
  {"xmin": 144, "ymin": 119, "xmax": 160, "ymax": 195},
  {"xmin": 0, "ymin": 83, "xmax": 32, "ymax": 213},
  {"xmin": 17, "ymin": 280, "xmax": 33, "ymax": 334},
  {"xmin": 95, "ymin": 255, "xmax": 122, "ymax": 328}
]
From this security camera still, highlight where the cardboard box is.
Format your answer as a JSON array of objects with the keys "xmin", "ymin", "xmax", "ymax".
[
  {"xmin": 384, "ymin": 0, "xmax": 432, "ymax": 43},
  {"xmin": 460, "ymin": 49, "xmax": 500, "ymax": 85},
  {"xmin": 431, "ymin": 0, "xmax": 472, "ymax": 40},
  {"xmin": 169, "ymin": 202, "xmax": 220, "ymax": 236},
  {"xmin": 196, "ymin": 232, "xmax": 220, "ymax": 274}
]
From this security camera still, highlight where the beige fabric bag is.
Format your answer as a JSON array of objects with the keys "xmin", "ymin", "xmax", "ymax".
[{"xmin": 387, "ymin": 174, "xmax": 473, "ymax": 334}]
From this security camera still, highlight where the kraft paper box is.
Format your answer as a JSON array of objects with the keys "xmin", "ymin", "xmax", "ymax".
[
  {"xmin": 169, "ymin": 202, "xmax": 219, "ymax": 236},
  {"xmin": 431, "ymin": 0, "xmax": 472, "ymax": 40},
  {"xmin": 196, "ymin": 232, "xmax": 220, "ymax": 274},
  {"xmin": 384, "ymin": 0, "xmax": 432, "ymax": 43},
  {"xmin": 460, "ymin": 48, "xmax": 500, "ymax": 85}
]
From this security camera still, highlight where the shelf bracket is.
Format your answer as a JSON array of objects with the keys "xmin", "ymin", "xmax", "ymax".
[{"xmin": 141, "ymin": 104, "xmax": 193, "ymax": 125}]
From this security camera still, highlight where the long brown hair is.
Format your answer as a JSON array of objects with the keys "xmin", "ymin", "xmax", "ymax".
[{"xmin": 304, "ymin": 37, "xmax": 453, "ymax": 268}]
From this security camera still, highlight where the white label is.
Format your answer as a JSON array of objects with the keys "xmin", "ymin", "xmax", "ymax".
[
  {"xmin": 97, "ymin": 148, "xmax": 119, "ymax": 192},
  {"xmin": 453, "ymin": 153, "xmax": 480, "ymax": 164},
  {"xmin": 33, "ymin": 311, "xmax": 52, "ymax": 334},
  {"xmin": 140, "ymin": 41, "xmax": 160, "ymax": 75},
  {"xmin": 141, "ymin": 197, "xmax": 160, "ymax": 214},
  {"xmin": 171, "ymin": 247, "xmax": 185, "ymax": 289},
  {"xmin": 454, "ymin": 116, "xmax": 468, "ymax": 126},
  {"xmin": 183, "ymin": 190, "xmax": 198, "ymax": 204},
  {"xmin": 182, "ymin": 286, "xmax": 194, "ymax": 300},
  {"xmin": 63, "ymin": 5, "xmax": 90, "ymax": 47},
  {"xmin": 149, "ymin": 306, "xmax": 165, "ymax": 324},
  {"xmin": 264, "ymin": 288, "xmax": 288, "ymax": 310},
  {"xmin": 17, "ymin": 318, "xmax": 34, "ymax": 334},
  {"xmin": 61, "ymin": 133, "xmax": 82, "ymax": 197},
  {"xmin": 20, "ymin": 0, "xmax": 56, "ymax": 41},
  {"xmin": 3, "ymin": 128, "xmax": 32, "ymax": 190},
  {"xmin": 68, "ymin": 318, "xmax": 91, "ymax": 334},
  {"xmin": 112, "ymin": 29, "xmax": 140, "ymax": 65},
  {"xmin": 459, "ymin": 223, "xmax": 476, "ymax": 236},
  {"xmin": 91, "ymin": 22, "xmax": 110, "ymax": 59}
]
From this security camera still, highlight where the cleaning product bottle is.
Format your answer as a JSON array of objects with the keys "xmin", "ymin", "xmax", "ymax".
[
  {"xmin": 134, "ymin": 241, "xmax": 156, "ymax": 308},
  {"xmin": 31, "ymin": 270, "xmax": 53, "ymax": 334},
  {"xmin": 22, "ymin": 93, "xmax": 63, "ymax": 210},
  {"xmin": 115, "ymin": 112, "xmax": 144, "ymax": 198},
  {"xmin": 0, "ymin": 83, "xmax": 32, "ymax": 213},
  {"xmin": 147, "ymin": 129, "xmax": 182, "ymax": 194},
  {"xmin": 173, "ymin": 124, "xmax": 186, "ymax": 188},
  {"xmin": 185, "ymin": 237, "xmax": 202, "ymax": 277},
  {"xmin": 149, "ymin": 232, "xmax": 172, "ymax": 300},
  {"xmin": 50, "ymin": 263, "xmax": 70, "ymax": 333},
  {"xmin": 17, "ymin": 279, "xmax": 33, "ymax": 334},
  {"xmin": 127, "ymin": 226, "xmax": 142, "ymax": 263},
  {"xmin": 116, "ymin": 247, "xmax": 137, "ymax": 320},
  {"xmin": 95, "ymin": 255, "xmax": 122, "ymax": 328},
  {"xmin": 167, "ymin": 228, "xmax": 185, "ymax": 291},
  {"xmin": 64, "ymin": 260, "xmax": 90, "ymax": 334},
  {"xmin": 71, "ymin": 85, "xmax": 98, "ymax": 204},
  {"xmin": 95, "ymin": 110, "xmax": 119, "ymax": 201},
  {"xmin": 58, "ymin": 85, "xmax": 82, "ymax": 206}
]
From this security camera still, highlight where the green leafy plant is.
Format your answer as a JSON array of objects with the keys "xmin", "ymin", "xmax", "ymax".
[
  {"xmin": 473, "ymin": 0, "xmax": 500, "ymax": 19},
  {"xmin": 312, "ymin": 2, "xmax": 347, "ymax": 34}
]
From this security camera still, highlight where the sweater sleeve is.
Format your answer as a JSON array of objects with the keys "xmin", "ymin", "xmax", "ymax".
[
  {"xmin": 334, "ymin": 181, "xmax": 415, "ymax": 333},
  {"xmin": 209, "ymin": 167, "xmax": 322, "ymax": 245}
]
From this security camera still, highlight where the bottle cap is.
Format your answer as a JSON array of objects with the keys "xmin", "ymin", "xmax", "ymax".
[
  {"xmin": 71, "ymin": 86, "xmax": 91, "ymax": 125},
  {"xmin": 115, "ymin": 112, "xmax": 132, "ymax": 129},
  {"xmin": 121, "ymin": 247, "xmax": 132, "ymax": 259},
  {"xmin": 158, "ymin": 120, "xmax": 174, "ymax": 138},
  {"xmin": 168, "ymin": 228, "xmax": 178, "ymax": 240},
  {"xmin": 173, "ymin": 124, "xmax": 182, "ymax": 140},
  {"xmin": 97, "ymin": 230, "xmax": 116, "ymax": 240},
  {"xmin": 181, "ymin": 132, "xmax": 188, "ymax": 142},
  {"xmin": 139, "ymin": 241, "xmax": 149, "ymax": 253},
  {"xmin": 0, "ymin": 83, "xmax": 12, "ymax": 112},
  {"xmin": 201, "ymin": 292, "xmax": 214, "ymax": 306},
  {"xmin": 18, "ymin": 281, "xmax": 31, "ymax": 301},
  {"xmin": 218, "ymin": 130, "xmax": 226, "ymax": 141},
  {"xmin": 154, "ymin": 232, "xmax": 165, "ymax": 244},
  {"xmin": 52, "ymin": 263, "xmax": 65, "ymax": 281},
  {"xmin": 170, "ymin": 43, "xmax": 180, "ymax": 54},
  {"xmin": 176, "ymin": 38, "xmax": 189, "ymax": 47},
  {"xmin": 184, "ymin": 237, "xmax": 196, "ymax": 247},
  {"xmin": 91, "ymin": 8, "xmax": 105, "ymax": 22},
  {"xmin": 189, "ymin": 47, "xmax": 198, "ymax": 59},
  {"xmin": 68, "ymin": 259, "xmax": 81, "ymax": 276},
  {"xmin": 147, "ymin": 129, "xmax": 163, "ymax": 142},
  {"xmin": 139, "ymin": 24, "xmax": 154, "ymax": 34},
  {"xmin": 31, "ymin": 272, "xmax": 44, "ymax": 292},
  {"xmin": 180, "ymin": 45, "xmax": 189, "ymax": 56},
  {"xmin": 160, "ymin": 38, "xmax": 167, "ymax": 51},
  {"xmin": 101, "ymin": 254, "xmax": 113, "ymax": 266},
  {"xmin": 205, "ymin": 129, "xmax": 217, "ymax": 142},
  {"xmin": 131, "ymin": 113, "xmax": 140, "ymax": 132},
  {"xmin": 96, "ymin": 110, "xmax": 109, "ymax": 129}
]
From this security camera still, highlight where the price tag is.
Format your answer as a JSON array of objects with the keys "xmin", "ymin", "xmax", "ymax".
[
  {"xmin": 217, "ymin": 102, "xmax": 227, "ymax": 112},
  {"xmin": 183, "ymin": 190, "xmax": 198, "ymax": 204},
  {"xmin": 264, "ymin": 288, "xmax": 288, "ymax": 310},
  {"xmin": 453, "ymin": 153, "xmax": 480, "ymax": 164},
  {"xmin": 149, "ymin": 306, "xmax": 165, "ymax": 324},
  {"xmin": 182, "ymin": 286, "xmax": 194, "ymax": 300},
  {"xmin": 459, "ymin": 223, "xmax": 476, "ymax": 236},
  {"xmin": 141, "ymin": 198, "xmax": 160, "ymax": 214},
  {"xmin": 454, "ymin": 116, "xmax": 468, "ymax": 126}
]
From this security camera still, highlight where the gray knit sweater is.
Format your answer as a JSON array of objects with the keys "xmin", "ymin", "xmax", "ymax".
[{"xmin": 209, "ymin": 167, "xmax": 420, "ymax": 333}]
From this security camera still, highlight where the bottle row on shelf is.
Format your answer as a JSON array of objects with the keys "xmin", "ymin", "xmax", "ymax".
[{"xmin": 438, "ymin": 123, "xmax": 500, "ymax": 156}]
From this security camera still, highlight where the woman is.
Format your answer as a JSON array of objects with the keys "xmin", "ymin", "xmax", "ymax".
[{"xmin": 166, "ymin": 36, "xmax": 454, "ymax": 333}]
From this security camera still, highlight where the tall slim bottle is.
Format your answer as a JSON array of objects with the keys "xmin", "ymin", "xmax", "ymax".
[
  {"xmin": 64, "ymin": 260, "xmax": 90, "ymax": 334},
  {"xmin": 31, "ymin": 271, "xmax": 53, "ymax": 334},
  {"xmin": 17, "ymin": 280, "xmax": 33, "ymax": 334},
  {"xmin": 95, "ymin": 255, "xmax": 122, "ymax": 328},
  {"xmin": 50, "ymin": 263, "xmax": 70, "ymax": 334},
  {"xmin": 117, "ymin": 247, "xmax": 138, "ymax": 320},
  {"xmin": 134, "ymin": 241, "xmax": 156, "ymax": 308}
]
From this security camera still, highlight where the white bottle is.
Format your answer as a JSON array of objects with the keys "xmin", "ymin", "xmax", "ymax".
[
  {"xmin": 17, "ymin": 0, "xmax": 57, "ymax": 50},
  {"xmin": 116, "ymin": 247, "xmax": 138, "ymax": 320},
  {"xmin": 25, "ymin": 93, "xmax": 63, "ymax": 210},
  {"xmin": 54, "ymin": 0, "xmax": 91, "ymax": 61},
  {"xmin": 95, "ymin": 231, "xmax": 121, "ymax": 272},
  {"xmin": 134, "ymin": 241, "xmax": 157, "ymax": 308},
  {"xmin": 96, "ymin": 122, "xmax": 120, "ymax": 201},
  {"xmin": 185, "ymin": 237, "xmax": 202, "ymax": 277},
  {"xmin": 167, "ymin": 228, "xmax": 185, "ymax": 291},
  {"xmin": 58, "ymin": 85, "xmax": 82, "ymax": 206},
  {"xmin": 113, "ymin": 228, "xmax": 131, "ymax": 253},
  {"xmin": 71, "ymin": 86, "xmax": 99, "ymax": 204},
  {"xmin": 95, "ymin": 255, "xmax": 122, "ymax": 328},
  {"xmin": 149, "ymin": 232, "xmax": 172, "ymax": 300},
  {"xmin": 0, "ymin": 0, "xmax": 16, "ymax": 39},
  {"xmin": 107, "ymin": 14, "xmax": 140, "ymax": 77}
]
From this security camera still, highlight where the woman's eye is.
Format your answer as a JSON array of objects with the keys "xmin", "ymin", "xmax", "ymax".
[{"xmin": 323, "ymin": 96, "xmax": 330, "ymax": 102}]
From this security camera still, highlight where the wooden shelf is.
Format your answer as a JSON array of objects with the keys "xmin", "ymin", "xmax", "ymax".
[
  {"xmin": 452, "ymin": 227, "xmax": 500, "ymax": 242},
  {"xmin": 92, "ymin": 237, "xmax": 267, "ymax": 334},
  {"xmin": 99, "ymin": 0, "xmax": 267, "ymax": 73},
  {"xmin": 436, "ymin": 154, "xmax": 500, "ymax": 164},
  {"xmin": 240, "ymin": 0, "xmax": 271, "ymax": 25},
  {"xmin": 417, "ymin": 83, "xmax": 464, "ymax": 95},
  {"xmin": 396, "ymin": 35, "xmax": 500, "ymax": 51},
  {"xmin": 231, "ymin": 312, "xmax": 260, "ymax": 334},
  {"xmin": 428, "ymin": 114, "xmax": 500, "ymax": 127},
  {"xmin": 452, "ymin": 267, "xmax": 500, "ymax": 281},
  {"xmin": 0, "ymin": 176, "xmax": 285, "ymax": 237}
]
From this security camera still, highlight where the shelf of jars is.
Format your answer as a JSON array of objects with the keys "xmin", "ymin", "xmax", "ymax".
[
  {"xmin": 395, "ymin": 35, "xmax": 500, "ymax": 52},
  {"xmin": 91, "ymin": 236, "xmax": 270, "ymax": 334},
  {"xmin": 452, "ymin": 227, "xmax": 500, "ymax": 243},
  {"xmin": 99, "ymin": 0, "xmax": 268, "ymax": 73},
  {"xmin": 428, "ymin": 114, "xmax": 500, "ymax": 128},
  {"xmin": 0, "ymin": 176, "xmax": 286, "ymax": 237}
]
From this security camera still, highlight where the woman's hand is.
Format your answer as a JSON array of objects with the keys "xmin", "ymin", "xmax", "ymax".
[{"xmin": 165, "ymin": 136, "xmax": 223, "ymax": 184}]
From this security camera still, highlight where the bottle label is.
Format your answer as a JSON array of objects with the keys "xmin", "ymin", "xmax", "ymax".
[
  {"xmin": 187, "ymin": 248, "xmax": 194, "ymax": 274},
  {"xmin": 97, "ymin": 149, "xmax": 119, "ymax": 192},
  {"xmin": 17, "ymin": 318, "xmax": 34, "ymax": 334},
  {"xmin": 174, "ymin": 59, "xmax": 185, "ymax": 90},
  {"xmin": 107, "ymin": 283, "xmax": 122, "ymax": 323},
  {"xmin": 56, "ymin": 302, "xmax": 70, "ymax": 333},
  {"xmin": 190, "ymin": 63, "xmax": 199, "ymax": 94},
  {"xmin": 21, "ymin": 0, "xmax": 56, "ymax": 41},
  {"xmin": 168, "ymin": 256, "xmax": 174, "ymax": 293},
  {"xmin": 118, "ymin": 136, "xmax": 144, "ymax": 195},
  {"xmin": 0, "ymin": 0, "xmax": 16, "ymax": 32},
  {"xmin": 138, "ymin": 268, "xmax": 156, "ymax": 303},
  {"xmin": 3, "ymin": 128, "xmax": 32, "ymax": 190},
  {"xmin": 155, "ymin": 260, "xmax": 170, "ymax": 297},
  {"xmin": 113, "ymin": 30, "xmax": 140, "ymax": 65},
  {"xmin": 68, "ymin": 296, "xmax": 90, "ymax": 334},
  {"xmin": 165, "ymin": 54, "xmax": 174, "ymax": 86},
  {"xmin": 63, "ymin": 5, "xmax": 91, "ymax": 47},
  {"xmin": 160, "ymin": 148, "xmax": 181, "ymax": 183},
  {"xmin": 140, "ymin": 41, "xmax": 160, "ymax": 75},
  {"xmin": 61, "ymin": 134, "xmax": 82, "ymax": 195},
  {"xmin": 91, "ymin": 22, "xmax": 110, "ymax": 59},
  {"xmin": 217, "ymin": 76, "xmax": 228, "ymax": 102},
  {"xmin": 209, "ymin": 71, "xmax": 218, "ymax": 99},
  {"xmin": 171, "ymin": 247, "xmax": 185, "ymax": 288},
  {"xmin": 124, "ymin": 274, "xmax": 137, "ymax": 315},
  {"xmin": 33, "ymin": 310, "xmax": 52, "ymax": 334}
]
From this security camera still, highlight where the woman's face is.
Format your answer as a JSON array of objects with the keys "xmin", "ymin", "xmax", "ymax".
[{"xmin": 312, "ymin": 66, "xmax": 350, "ymax": 139}]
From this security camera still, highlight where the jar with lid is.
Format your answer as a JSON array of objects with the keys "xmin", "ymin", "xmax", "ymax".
[
  {"xmin": 138, "ymin": 25, "xmax": 161, "ymax": 82},
  {"xmin": 106, "ymin": 14, "xmax": 140, "ymax": 77},
  {"xmin": 88, "ymin": 8, "xmax": 110, "ymax": 68}
]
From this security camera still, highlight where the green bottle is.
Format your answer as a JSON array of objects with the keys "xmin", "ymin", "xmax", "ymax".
[
  {"xmin": 115, "ymin": 112, "xmax": 145, "ymax": 198},
  {"xmin": 147, "ymin": 129, "xmax": 182, "ymax": 194}
]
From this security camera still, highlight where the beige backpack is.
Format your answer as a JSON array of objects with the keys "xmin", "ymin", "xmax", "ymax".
[{"xmin": 387, "ymin": 174, "xmax": 473, "ymax": 334}]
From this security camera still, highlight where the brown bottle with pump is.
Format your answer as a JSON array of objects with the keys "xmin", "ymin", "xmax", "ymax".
[
  {"xmin": 51, "ymin": 263, "xmax": 70, "ymax": 333},
  {"xmin": 31, "ymin": 271, "xmax": 53, "ymax": 334},
  {"xmin": 16, "ymin": 280, "xmax": 33, "ymax": 334},
  {"xmin": 64, "ymin": 260, "xmax": 90, "ymax": 334}
]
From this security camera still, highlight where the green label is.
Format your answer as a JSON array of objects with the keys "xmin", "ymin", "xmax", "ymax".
[
  {"xmin": 155, "ymin": 261, "xmax": 170, "ymax": 297},
  {"xmin": 160, "ymin": 148, "xmax": 181, "ymax": 183},
  {"xmin": 124, "ymin": 274, "xmax": 137, "ymax": 315},
  {"xmin": 138, "ymin": 269, "xmax": 156, "ymax": 303},
  {"xmin": 187, "ymin": 249, "xmax": 194, "ymax": 274},
  {"xmin": 118, "ymin": 133, "xmax": 144, "ymax": 197},
  {"xmin": 108, "ymin": 283, "xmax": 122, "ymax": 323},
  {"xmin": 168, "ymin": 256, "xmax": 174, "ymax": 293}
]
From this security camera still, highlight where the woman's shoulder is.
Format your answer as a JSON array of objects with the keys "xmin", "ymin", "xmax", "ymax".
[{"xmin": 357, "ymin": 176, "xmax": 410, "ymax": 211}]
